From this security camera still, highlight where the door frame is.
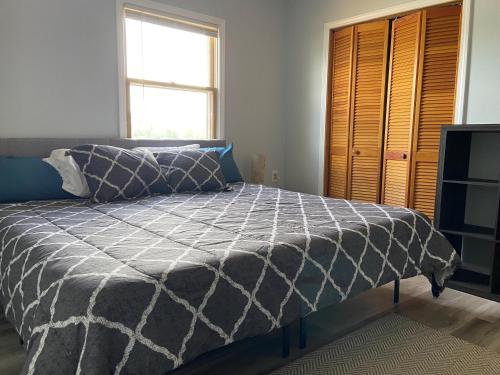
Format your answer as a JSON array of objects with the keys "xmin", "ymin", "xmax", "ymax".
[{"xmin": 319, "ymin": 0, "xmax": 472, "ymax": 195}]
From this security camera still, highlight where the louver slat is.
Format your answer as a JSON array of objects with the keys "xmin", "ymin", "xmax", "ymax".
[
  {"xmin": 410, "ymin": 6, "xmax": 461, "ymax": 219},
  {"xmin": 348, "ymin": 20, "xmax": 389, "ymax": 203},
  {"xmin": 382, "ymin": 13, "xmax": 421, "ymax": 207},
  {"xmin": 326, "ymin": 27, "xmax": 354, "ymax": 198}
]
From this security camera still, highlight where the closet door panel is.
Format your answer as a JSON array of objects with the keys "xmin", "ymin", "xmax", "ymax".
[
  {"xmin": 326, "ymin": 27, "xmax": 354, "ymax": 198},
  {"xmin": 382, "ymin": 13, "xmax": 421, "ymax": 207},
  {"xmin": 348, "ymin": 20, "xmax": 389, "ymax": 203},
  {"xmin": 410, "ymin": 6, "xmax": 461, "ymax": 219}
]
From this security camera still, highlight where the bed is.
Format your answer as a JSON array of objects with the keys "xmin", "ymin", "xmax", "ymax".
[{"xmin": 0, "ymin": 138, "xmax": 459, "ymax": 375}]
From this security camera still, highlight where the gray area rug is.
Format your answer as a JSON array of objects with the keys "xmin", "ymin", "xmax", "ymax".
[{"xmin": 270, "ymin": 314, "xmax": 500, "ymax": 375}]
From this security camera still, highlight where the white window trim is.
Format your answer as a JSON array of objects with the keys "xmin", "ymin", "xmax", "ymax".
[
  {"xmin": 317, "ymin": 0, "xmax": 472, "ymax": 195},
  {"xmin": 116, "ymin": 0, "xmax": 226, "ymax": 139}
]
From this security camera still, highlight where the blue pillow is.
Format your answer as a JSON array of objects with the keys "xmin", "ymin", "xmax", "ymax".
[
  {"xmin": 0, "ymin": 156, "xmax": 76, "ymax": 203},
  {"xmin": 201, "ymin": 144, "xmax": 243, "ymax": 183}
]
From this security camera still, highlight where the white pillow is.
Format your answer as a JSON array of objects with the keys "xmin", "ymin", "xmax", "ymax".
[
  {"xmin": 43, "ymin": 149, "xmax": 90, "ymax": 198},
  {"xmin": 132, "ymin": 144, "xmax": 200, "ymax": 152}
]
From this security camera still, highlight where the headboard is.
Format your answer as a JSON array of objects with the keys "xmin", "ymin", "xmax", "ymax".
[{"xmin": 0, "ymin": 138, "xmax": 226, "ymax": 158}]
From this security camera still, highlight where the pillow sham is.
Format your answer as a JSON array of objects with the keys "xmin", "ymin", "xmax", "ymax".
[
  {"xmin": 69, "ymin": 145, "xmax": 168, "ymax": 203},
  {"xmin": 201, "ymin": 144, "xmax": 243, "ymax": 183},
  {"xmin": 154, "ymin": 150, "xmax": 228, "ymax": 193},
  {"xmin": 43, "ymin": 149, "xmax": 90, "ymax": 197},
  {"xmin": 0, "ymin": 156, "xmax": 76, "ymax": 203}
]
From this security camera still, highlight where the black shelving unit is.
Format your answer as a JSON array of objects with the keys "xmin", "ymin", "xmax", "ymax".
[{"xmin": 435, "ymin": 124, "xmax": 500, "ymax": 302}]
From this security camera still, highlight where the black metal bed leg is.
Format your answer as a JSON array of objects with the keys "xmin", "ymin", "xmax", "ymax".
[
  {"xmin": 299, "ymin": 316, "xmax": 307, "ymax": 349},
  {"xmin": 394, "ymin": 279, "xmax": 400, "ymax": 304},
  {"xmin": 282, "ymin": 324, "xmax": 291, "ymax": 358}
]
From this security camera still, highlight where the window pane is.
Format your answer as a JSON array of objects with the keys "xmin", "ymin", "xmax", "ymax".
[
  {"xmin": 129, "ymin": 84, "xmax": 210, "ymax": 139},
  {"xmin": 126, "ymin": 17, "xmax": 211, "ymax": 87}
]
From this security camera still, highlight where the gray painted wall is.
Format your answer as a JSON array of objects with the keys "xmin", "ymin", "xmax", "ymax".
[
  {"xmin": 0, "ymin": 0, "xmax": 288, "ymax": 186},
  {"xmin": 0, "ymin": 0, "xmax": 499, "ymax": 193},
  {"xmin": 284, "ymin": 0, "xmax": 500, "ymax": 194}
]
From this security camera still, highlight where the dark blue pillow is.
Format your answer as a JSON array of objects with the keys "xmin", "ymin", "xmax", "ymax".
[
  {"xmin": 201, "ymin": 144, "xmax": 243, "ymax": 183},
  {"xmin": 0, "ymin": 156, "xmax": 76, "ymax": 203}
]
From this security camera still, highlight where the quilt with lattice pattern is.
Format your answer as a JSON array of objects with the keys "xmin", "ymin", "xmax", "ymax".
[{"xmin": 0, "ymin": 183, "xmax": 459, "ymax": 374}]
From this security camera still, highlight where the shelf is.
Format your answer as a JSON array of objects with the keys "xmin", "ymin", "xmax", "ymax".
[
  {"xmin": 443, "ymin": 178, "xmax": 499, "ymax": 188},
  {"xmin": 459, "ymin": 262, "xmax": 491, "ymax": 276},
  {"xmin": 440, "ymin": 224, "xmax": 496, "ymax": 241},
  {"xmin": 438, "ymin": 126, "xmax": 500, "ymax": 304},
  {"xmin": 447, "ymin": 280, "xmax": 500, "ymax": 303}
]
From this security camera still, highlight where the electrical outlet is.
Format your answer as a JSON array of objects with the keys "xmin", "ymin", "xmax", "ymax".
[{"xmin": 272, "ymin": 170, "xmax": 279, "ymax": 183}]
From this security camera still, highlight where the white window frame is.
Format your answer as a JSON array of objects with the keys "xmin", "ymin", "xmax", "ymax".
[{"xmin": 116, "ymin": 0, "xmax": 226, "ymax": 139}]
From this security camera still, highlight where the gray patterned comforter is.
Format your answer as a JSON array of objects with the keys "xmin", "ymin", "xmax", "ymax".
[{"xmin": 0, "ymin": 183, "xmax": 459, "ymax": 374}]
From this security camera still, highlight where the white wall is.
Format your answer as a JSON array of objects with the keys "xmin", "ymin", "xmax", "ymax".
[
  {"xmin": 0, "ymin": 0, "xmax": 288, "ymax": 186},
  {"xmin": 1, "ymin": 0, "xmax": 499, "ymax": 191},
  {"xmin": 284, "ymin": 0, "xmax": 500, "ymax": 194},
  {"xmin": 463, "ymin": 0, "xmax": 500, "ymax": 123},
  {"xmin": 0, "ymin": 0, "xmax": 119, "ymax": 138}
]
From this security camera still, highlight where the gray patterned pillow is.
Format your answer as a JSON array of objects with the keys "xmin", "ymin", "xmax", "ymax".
[
  {"xmin": 154, "ymin": 150, "xmax": 228, "ymax": 193},
  {"xmin": 70, "ymin": 145, "xmax": 168, "ymax": 202}
]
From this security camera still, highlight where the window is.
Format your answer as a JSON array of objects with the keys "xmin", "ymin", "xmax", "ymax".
[{"xmin": 122, "ymin": 6, "xmax": 220, "ymax": 139}]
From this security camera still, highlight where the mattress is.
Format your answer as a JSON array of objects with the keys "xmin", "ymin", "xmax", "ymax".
[{"xmin": 0, "ymin": 183, "xmax": 459, "ymax": 374}]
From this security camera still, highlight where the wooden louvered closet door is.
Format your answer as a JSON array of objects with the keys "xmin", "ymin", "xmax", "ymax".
[
  {"xmin": 410, "ymin": 6, "xmax": 461, "ymax": 219},
  {"xmin": 348, "ymin": 20, "xmax": 389, "ymax": 202},
  {"xmin": 326, "ymin": 4, "xmax": 461, "ymax": 209},
  {"xmin": 326, "ymin": 27, "xmax": 354, "ymax": 198},
  {"xmin": 381, "ymin": 13, "xmax": 422, "ymax": 207}
]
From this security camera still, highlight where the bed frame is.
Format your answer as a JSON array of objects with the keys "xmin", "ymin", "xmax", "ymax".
[{"xmin": 288, "ymin": 280, "xmax": 401, "ymax": 356}]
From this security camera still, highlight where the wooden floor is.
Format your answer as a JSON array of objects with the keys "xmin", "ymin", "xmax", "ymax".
[{"xmin": 2, "ymin": 276, "xmax": 500, "ymax": 375}]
